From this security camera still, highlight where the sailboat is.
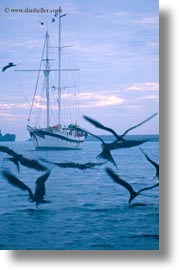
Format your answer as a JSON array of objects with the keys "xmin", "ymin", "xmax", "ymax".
[{"xmin": 20, "ymin": 7, "xmax": 87, "ymax": 150}]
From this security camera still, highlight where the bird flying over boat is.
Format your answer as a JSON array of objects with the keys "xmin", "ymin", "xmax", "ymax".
[
  {"xmin": 139, "ymin": 148, "xmax": 159, "ymax": 179},
  {"xmin": 82, "ymin": 113, "xmax": 158, "ymax": 166},
  {"xmin": 105, "ymin": 168, "xmax": 159, "ymax": 205},
  {"xmin": 2, "ymin": 62, "xmax": 16, "ymax": 72},
  {"xmin": 40, "ymin": 158, "xmax": 106, "ymax": 171},
  {"xmin": 2, "ymin": 170, "xmax": 51, "ymax": 207},
  {"xmin": 0, "ymin": 145, "xmax": 48, "ymax": 172}
]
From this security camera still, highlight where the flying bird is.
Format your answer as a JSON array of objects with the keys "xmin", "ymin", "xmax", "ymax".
[
  {"xmin": 40, "ymin": 158, "xmax": 106, "ymax": 171},
  {"xmin": 82, "ymin": 113, "xmax": 157, "ymax": 166},
  {"xmin": 2, "ymin": 62, "xmax": 16, "ymax": 72},
  {"xmin": 106, "ymin": 168, "xmax": 159, "ymax": 205},
  {"xmin": 0, "ymin": 145, "xmax": 48, "ymax": 172},
  {"xmin": 38, "ymin": 21, "xmax": 44, "ymax": 25},
  {"xmin": 139, "ymin": 148, "xmax": 159, "ymax": 179},
  {"xmin": 51, "ymin": 18, "xmax": 55, "ymax": 22},
  {"xmin": 83, "ymin": 113, "xmax": 157, "ymax": 141},
  {"xmin": 2, "ymin": 170, "xmax": 51, "ymax": 207}
]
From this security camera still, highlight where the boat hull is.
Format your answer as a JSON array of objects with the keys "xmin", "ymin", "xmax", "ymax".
[{"xmin": 27, "ymin": 126, "xmax": 85, "ymax": 150}]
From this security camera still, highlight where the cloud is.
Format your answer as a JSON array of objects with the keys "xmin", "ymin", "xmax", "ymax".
[
  {"xmin": 135, "ymin": 16, "xmax": 158, "ymax": 26},
  {"xmin": 127, "ymin": 82, "xmax": 159, "ymax": 91}
]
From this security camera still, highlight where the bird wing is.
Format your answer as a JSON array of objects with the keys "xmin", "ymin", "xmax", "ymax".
[
  {"xmin": 83, "ymin": 115, "xmax": 120, "ymax": 140},
  {"xmin": 34, "ymin": 171, "xmax": 51, "ymax": 201},
  {"xmin": 0, "ymin": 145, "xmax": 19, "ymax": 157},
  {"xmin": 120, "ymin": 113, "xmax": 158, "ymax": 138},
  {"xmin": 139, "ymin": 182, "xmax": 159, "ymax": 194},
  {"xmin": 106, "ymin": 168, "xmax": 135, "ymax": 194},
  {"xmin": 139, "ymin": 148, "xmax": 159, "ymax": 177},
  {"xmin": 19, "ymin": 156, "xmax": 48, "ymax": 171},
  {"xmin": 2, "ymin": 170, "xmax": 33, "ymax": 200}
]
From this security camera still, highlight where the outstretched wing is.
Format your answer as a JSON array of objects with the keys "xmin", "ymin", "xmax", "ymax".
[
  {"xmin": 106, "ymin": 168, "xmax": 135, "ymax": 195},
  {"xmin": 34, "ymin": 171, "xmax": 51, "ymax": 201},
  {"xmin": 139, "ymin": 182, "xmax": 159, "ymax": 194},
  {"xmin": 2, "ymin": 170, "xmax": 33, "ymax": 200},
  {"xmin": 120, "ymin": 113, "xmax": 158, "ymax": 138},
  {"xmin": 0, "ymin": 145, "xmax": 20, "ymax": 158},
  {"xmin": 139, "ymin": 148, "xmax": 159, "ymax": 179},
  {"xmin": 19, "ymin": 156, "xmax": 48, "ymax": 171},
  {"xmin": 83, "ymin": 115, "xmax": 121, "ymax": 140}
]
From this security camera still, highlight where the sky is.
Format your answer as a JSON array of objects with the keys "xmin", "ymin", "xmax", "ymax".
[{"xmin": 0, "ymin": 0, "xmax": 159, "ymax": 141}]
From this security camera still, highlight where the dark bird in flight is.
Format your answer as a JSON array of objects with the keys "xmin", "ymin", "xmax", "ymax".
[
  {"xmin": 39, "ymin": 21, "xmax": 44, "ymax": 25},
  {"xmin": 54, "ymin": 12, "xmax": 58, "ymax": 17},
  {"xmin": 0, "ymin": 145, "xmax": 48, "ymax": 172},
  {"xmin": 139, "ymin": 148, "xmax": 159, "ymax": 179},
  {"xmin": 51, "ymin": 18, "xmax": 55, "ymax": 22},
  {"xmin": 106, "ymin": 168, "xmax": 159, "ymax": 205},
  {"xmin": 2, "ymin": 62, "xmax": 16, "ymax": 72},
  {"xmin": 40, "ymin": 158, "xmax": 106, "ymax": 171},
  {"xmin": 2, "ymin": 170, "xmax": 51, "ymax": 207},
  {"xmin": 82, "ymin": 113, "xmax": 157, "ymax": 167}
]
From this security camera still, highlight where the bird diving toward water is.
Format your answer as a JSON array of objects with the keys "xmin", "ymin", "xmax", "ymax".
[
  {"xmin": 106, "ymin": 168, "xmax": 159, "ymax": 205},
  {"xmin": 2, "ymin": 62, "xmax": 16, "ymax": 72},
  {"xmin": 82, "ymin": 113, "xmax": 158, "ymax": 167},
  {"xmin": 139, "ymin": 148, "xmax": 159, "ymax": 179},
  {"xmin": 2, "ymin": 170, "xmax": 51, "ymax": 207},
  {"xmin": 40, "ymin": 158, "xmax": 106, "ymax": 171},
  {"xmin": 0, "ymin": 145, "xmax": 48, "ymax": 172}
]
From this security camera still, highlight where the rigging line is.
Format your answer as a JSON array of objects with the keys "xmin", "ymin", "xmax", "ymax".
[
  {"xmin": 28, "ymin": 39, "xmax": 46, "ymax": 122},
  {"xmin": 14, "ymin": 71, "xmax": 30, "ymax": 105}
]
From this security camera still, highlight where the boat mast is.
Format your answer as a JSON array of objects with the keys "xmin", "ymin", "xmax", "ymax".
[
  {"xmin": 58, "ymin": 7, "xmax": 62, "ymax": 128},
  {"xmin": 45, "ymin": 31, "xmax": 50, "ymax": 128}
]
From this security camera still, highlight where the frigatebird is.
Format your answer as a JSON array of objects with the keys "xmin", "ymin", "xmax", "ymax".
[
  {"xmin": 140, "ymin": 148, "xmax": 159, "ymax": 179},
  {"xmin": 2, "ymin": 170, "xmax": 51, "ymax": 207},
  {"xmin": 40, "ymin": 158, "xmax": 106, "ymax": 171},
  {"xmin": 2, "ymin": 62, "xmax": 16, "ymax": 72},
  {"xmin": 82, "ymin": 113, "xmax": 157, "ymax": 166},
  {"xmin": 38, "ymin": 21, "xmax": 44, "ymax": 25},
  {"xmin": 0, "ymin": 145, "xmax": 48, "ymax": 172},
  {"xmin": 83, "ymin": 113, "xmax": 157, "ymax": 141},
  {"xmin": 106, "ymin": 168, "xmax": 159, "ymax": 205}
]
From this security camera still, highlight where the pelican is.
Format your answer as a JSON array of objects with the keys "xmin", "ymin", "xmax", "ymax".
[
  {"xmin": 0, "ymin": 145, "xmax": 48, "ymax": 172},
  {"xmin": 2, "ymin": 62, "xmax": 16, "ymax": 72},
  {"xmin": 2, "ymin": 170, "xmax": 51, "ymax": 207},
  {"xmin": 40, "ymin": 158, "xmax": 106, "ymax": 171},
  {"xmin": 139, "ymin": 148, "xmax": 159, "ymax": 179},
  {"xmin": 106, "ymin": 168, "xmax": 159, "ymax": 205}
]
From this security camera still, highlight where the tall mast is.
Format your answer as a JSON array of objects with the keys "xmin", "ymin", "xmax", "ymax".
[
  {"xmin": 58, "ymin": 7, "xmax": 62, "ymax": 127},
  {"xmin": 45, "ymin": 31, "xmax": 50, "ymax": 128}
]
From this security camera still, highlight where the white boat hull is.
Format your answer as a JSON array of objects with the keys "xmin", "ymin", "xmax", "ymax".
[{"xmin": 28, "ymin": 126, "xmax": 85, "ymax": 150}]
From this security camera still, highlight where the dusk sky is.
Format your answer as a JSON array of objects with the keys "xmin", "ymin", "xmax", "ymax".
[{"xmin": 0, "ymin": 0, "xmax": 159, "ymax": 141}]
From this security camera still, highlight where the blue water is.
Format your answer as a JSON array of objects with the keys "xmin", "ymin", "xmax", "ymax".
[{"xmin": 0, "ymin": 139, "xmax": 159, "ymax": 250}]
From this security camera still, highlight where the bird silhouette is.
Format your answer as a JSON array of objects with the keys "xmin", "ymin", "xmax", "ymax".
[
  {"xmin": 106, "ymin": 168, "xmax": 159, "ymax": 205},
  {"xmin": 2, "ymin": 170, "xmax": 51, "ymax": 207},
  {"xmin": 38, "ymin": 21, "xmax": 44, "ymax": 25},
  {"xmin": 82, "ymin": 113, "xmax": 157, "ymax": 166},
  {"xmin": 51, "ymin": 18, "xmax": 55, "ymax": 22},
  {"xmin": 139, "ymin": 148, "xmax": 159, "ymax": 179},
  {"xmin": 40, "ymin": 158, "xmax": 106, "ymax": 171},
  {"xmin": 0, "ymin": 145, "xmax": 48, "ymax": 172},
  {"xmin": 2, "ymin": 62, "xmax": 16, "ymax": 72}
]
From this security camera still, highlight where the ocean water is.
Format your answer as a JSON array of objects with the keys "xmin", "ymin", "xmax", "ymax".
[{"xmin": 0, "ymin": 139, "xmax": 159, "ymax": 250}]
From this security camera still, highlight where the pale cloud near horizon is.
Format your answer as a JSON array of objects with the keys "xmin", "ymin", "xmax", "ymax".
[{"xmin": 127, "ymin": 82, "xmax": 159, "ymax": 91}]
